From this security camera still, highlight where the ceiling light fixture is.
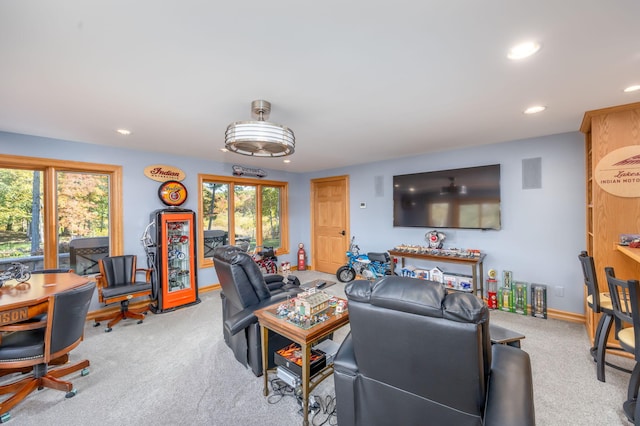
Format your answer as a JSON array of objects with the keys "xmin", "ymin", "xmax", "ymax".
[
  {"xmin": 524, "ymin": 105, "xmax": 546, "ymax": 114},
  {"xmin": 624, "ymin": 85, "xmax": 640, "ymax": 93},
  {"xmin": 507, "ymin": 41, "xmax": 541, "ymax": 60},
  {"xmin": 116, "ymin": 128, "xmax": 131, "ymax": 135},
  {"xmin": 224, "ymin": 100, "xmax": 295, "ymax": 157}
]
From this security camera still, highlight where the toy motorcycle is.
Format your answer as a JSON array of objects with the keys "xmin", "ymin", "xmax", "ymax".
[
  {"xmin": 0, "ymin": 262, "xmax": 31, "ymax": 287},
  {"xmin": 336, "ymin": 237, "xmax": 394, "ymax": 282}
]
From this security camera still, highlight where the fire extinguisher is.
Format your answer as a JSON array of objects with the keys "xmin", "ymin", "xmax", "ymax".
[{"xmin": 297, "ymin": 243, "xmax": 306, "ymax": 271}]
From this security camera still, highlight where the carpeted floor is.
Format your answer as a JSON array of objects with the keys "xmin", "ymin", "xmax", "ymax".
[{"xmin": 0, "ymin": 271, "xmax": 635, "ymax": 425}]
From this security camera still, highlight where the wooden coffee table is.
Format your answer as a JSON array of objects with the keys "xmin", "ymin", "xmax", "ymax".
[{"xmin": 255, "ymin": 298, "xmax": 349, "ymax": 426}]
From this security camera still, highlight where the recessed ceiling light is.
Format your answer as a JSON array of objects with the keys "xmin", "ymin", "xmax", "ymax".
[
  {"xmin": 624, "ymin": 85, "xmax": 640, "ymax": 93},
  {"xmin": 524, "ymin": 105, "xmax": 546, "ymax": 114},
  {"xmin": 220, "ymin": 148, "xmax": 229, "ymax": 152},
  {"xmin": 283, "ymin": 159, "xmax": 291, "ymax": 163},
  {"xmin": 508, "ymin": 41, "xmax": 541, "ymax": 60},
  {"xmin": 116, "ymin": 128, "xmax": 131, "ymax": 135}
]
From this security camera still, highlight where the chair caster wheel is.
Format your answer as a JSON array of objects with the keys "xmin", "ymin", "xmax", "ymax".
[
  {"xmin": 0, "ymin": 412, "xmax": 11, "ymax": 423},
  {"xmin": 81, "ymin": 368, "xmax": 90, "ymax": 376},
  {"xmin": 93, "ymin": 322, "xmax": 100, "ymax": 327},
  {"xmin": 65, "ymin": 389, "xmax": 77, "ymax": 398},
  {"xmin": 137, "ymin": 320, "xmax": 143, "ymax": 324},
  {"xmin": 105, "ymin": 327, "xmax": 112, "ymax": 333}
]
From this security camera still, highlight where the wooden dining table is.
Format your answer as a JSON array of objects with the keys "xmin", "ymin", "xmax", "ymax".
[{"xmin": 0, "ymin": 272, "xmax": 90, "ymax": 326}]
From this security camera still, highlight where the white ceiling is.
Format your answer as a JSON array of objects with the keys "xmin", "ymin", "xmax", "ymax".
[{"xmin": 1, "ymin": 1, "xmax": 639, "ymax": 173}]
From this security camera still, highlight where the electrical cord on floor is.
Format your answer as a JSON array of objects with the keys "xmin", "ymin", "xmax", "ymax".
[
  {"xmin": 267, "ymin": 377, "xmax": 296, "ymax": 404},
  {"xmin": 267, "ymin": 377, "xmax": 337, "ymax": 425},
  {"xmin": 310, "ymin": 394, "xmax": 338, "ymax": 426}
]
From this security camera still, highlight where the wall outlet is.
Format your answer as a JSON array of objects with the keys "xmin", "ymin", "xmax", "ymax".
[{"xmin": 554, "ymin": 286, "xmax": 564, "ymax": 297}]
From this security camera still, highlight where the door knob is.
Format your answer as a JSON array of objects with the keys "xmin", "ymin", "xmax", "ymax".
[{"xmin": 340, "ymin": 230, "xmax": 346, "ymax": 236}]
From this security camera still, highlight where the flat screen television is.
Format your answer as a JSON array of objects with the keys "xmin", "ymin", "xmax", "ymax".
[{"xmin": 393, "ymin": 164, "xmax": 501, "ymax": 230}]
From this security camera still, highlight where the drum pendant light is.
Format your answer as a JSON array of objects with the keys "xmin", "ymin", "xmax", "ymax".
[{"xmin": 224, "ymin": 100, "xmax": 295, "ymax": 157}]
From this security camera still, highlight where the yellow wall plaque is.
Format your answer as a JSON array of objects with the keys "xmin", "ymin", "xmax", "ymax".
[
  {"xmin": 594, "ymin": 145, "xmax": 640, "ymax": 198},
  {"xmin": 144, "ymin": 164, "xmax": 186, "ymax": 182}
]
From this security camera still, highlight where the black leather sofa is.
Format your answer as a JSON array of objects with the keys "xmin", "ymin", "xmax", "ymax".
[
  {"xmin": 213, "ymin": 245, "xmax": 301, "ymax": 376},
  {"xmin": 334, "ymin": 276, "xmax": 535, "ymax": 426}
]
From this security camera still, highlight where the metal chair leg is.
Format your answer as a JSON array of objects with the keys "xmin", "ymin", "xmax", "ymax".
[
  {"xmin": 623, "ymin": 363, "xmax": 640, "ymax": 423},
  {"xmin": 595, "ymin": 313, "xmax": 613, "ymax": 382},
  {"xmin": 591, "ymin": 312, "xmax": 607, "ymax": 361},
  {"xmin": 628, "ymin": 363, "xmax": 640, "ymax": 401}
]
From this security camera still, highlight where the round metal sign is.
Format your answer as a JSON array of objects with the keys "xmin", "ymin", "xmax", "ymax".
[{"xmin": 158, "ymin": 180, "xmax": 188, "ymax": 206}]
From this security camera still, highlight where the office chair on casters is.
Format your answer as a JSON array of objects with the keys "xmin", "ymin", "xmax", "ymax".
[
  {"xmin": 579, "ymin": 251, "xmax": 630, "ymax": 382},
  {"xmin": 604, "ymin": 267, "xmax": 640, "ymax": 424},
  {"xmin": 0, "ymin": 282, "xmax": 95, "ymax": 423},
  {"xmin": 93, "ymin": 255, "xmax": 153, "ymax": 332}
]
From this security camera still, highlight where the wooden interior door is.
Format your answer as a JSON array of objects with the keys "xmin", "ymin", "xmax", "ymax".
[{"xmin": 311, "ymin": 175, "xmax": 349, "ymax": 274}]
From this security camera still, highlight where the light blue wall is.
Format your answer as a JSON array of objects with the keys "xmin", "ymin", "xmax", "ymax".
[
  {"xmin": 0, "ymin": 131, "xmax": 296, "ymax": 310},
  {"xmin": 0, "ymin": 130, "xmax": 586, "ymax": 315},
  {"xmin": 301, "ymin": 132, "xmax": 586, "ymax": 314}
]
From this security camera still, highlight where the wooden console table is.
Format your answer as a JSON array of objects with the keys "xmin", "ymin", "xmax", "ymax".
[{"xmin": 388, "ymin": 249, "xmax": 486, "ymax": 297}]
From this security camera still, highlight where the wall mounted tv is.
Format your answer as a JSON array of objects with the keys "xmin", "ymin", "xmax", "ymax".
[{"xmin": 393, "ymin": 164, "xmax": 501, "ymax": 230}]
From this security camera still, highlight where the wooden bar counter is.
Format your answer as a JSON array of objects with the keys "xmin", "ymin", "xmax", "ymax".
[{"xmin": 618, "ymin": 245, "xmax": 640, "ymax": 265}]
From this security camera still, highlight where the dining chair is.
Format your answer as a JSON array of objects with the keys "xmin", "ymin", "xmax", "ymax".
[
  {"xmin": 604, "ymin": 267, "xmax": 640, "ymax": 424},
  {"xmin": 579, "ymin": 251, "xmax": 630, "ymax": 381},
  {"xmin": 0, "ymin": 267, "xmax": 77, "ymax": 377},
  {"xmin": 0, "ymin": 281, "xmax": 95, "ymax": 422}
]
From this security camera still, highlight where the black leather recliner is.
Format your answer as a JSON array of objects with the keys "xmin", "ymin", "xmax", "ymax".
[
  {"xmin": 213, "ymin": 245, "xmax": 301, "ymax": 376},
  {"xmin": 334, "ymin": 276, "xmax": 535, "ymax": 426}
]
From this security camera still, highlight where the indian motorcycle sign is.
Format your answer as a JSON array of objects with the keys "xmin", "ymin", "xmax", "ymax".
[
  {"xmin": 144, "ymin": 164, "xmax": 186, "ymax": 182},
  {"xmin": 595, "ymin": 146, "xmax": 640, "ymax": 198}
]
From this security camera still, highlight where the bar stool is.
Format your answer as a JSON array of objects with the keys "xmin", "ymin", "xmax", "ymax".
[
  {"xmin": 604, "ymin": 267, "xmax": 640, "ymax": 423},
  {"xmin": 578, "ymin": 251, "xmax": 629, "ymax": 381}
]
